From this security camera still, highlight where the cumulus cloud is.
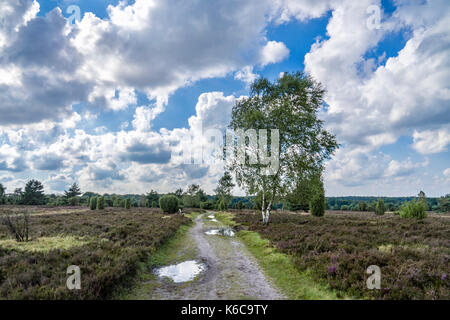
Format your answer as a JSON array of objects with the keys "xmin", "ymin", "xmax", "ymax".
[
  {"xmin": 412, "ymin": 128, "xmax": 450, "ymax": 154},
  {"xmin": 0, "ymin": 0, "xmax": 295, "ymax": 126},
  {"xmin": 259, "ymin": 41, "xmax": 290, "ymax": 66},
  {"xmin": 0, "ymin": 0, "xmax": 448, "ymax": 196},
  {"xmin": 303, "ymin": 0, "xmax": 450, "ymax": 152}
]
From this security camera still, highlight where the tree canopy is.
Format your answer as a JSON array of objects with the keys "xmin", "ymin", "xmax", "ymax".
[
  {"xmin": 64, "ymin": 183, "xmax": 81, "ymax": 198},
  {"xmin": 22, "ymin": 180, "xmax": 45, "ymax": 205},
  {"xmin": 227, "ymin": 72, "xmax": 338, "ymax": 224}
]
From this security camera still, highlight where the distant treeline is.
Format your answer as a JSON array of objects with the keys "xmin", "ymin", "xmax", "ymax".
[
  {"xmin": 324, "ymin": 196, "xmax": 440, "ymax": 212},
  {"xmin": 1, "ymin": 180, "xmax": 448, "ymax": 213}
]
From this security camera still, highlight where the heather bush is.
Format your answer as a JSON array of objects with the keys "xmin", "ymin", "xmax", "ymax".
[
  {"xmin": 399, "ymin": 199, "xmax": 427, "ymax": 219},
  {"xmin": 159, "ymin": 195, "xmax": 179, "ymax": 213},
  {"xmin": 233, "ymin": 211, "xmax": 449, "ymax": 299},
  {"xmin": 0, "ymin": 208, "xmax": 190, "ymax": 299},
  {"xmin": 375, "ymin": 198, "xmax": 386, "ymax": 215},
  {"xmin": 90, "ymin": 197, "xmax": 97, "ymax": 210}
]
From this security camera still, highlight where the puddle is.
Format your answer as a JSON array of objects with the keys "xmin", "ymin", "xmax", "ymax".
[
  {"xmin": 155, "ymin": 260, "xmax": 206, "ymax": 283},
  {"xmin": 206, "ymin": 214, "xmax": 218, "ymax": 222},
  {"xmin": 205, "ymin": 228, "xmax": 235, "ymax": 237}
]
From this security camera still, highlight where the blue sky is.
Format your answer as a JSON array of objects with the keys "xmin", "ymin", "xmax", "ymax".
[{"xmin": 0, "ymin": 0, "xmax": 449, "ymax": 196}]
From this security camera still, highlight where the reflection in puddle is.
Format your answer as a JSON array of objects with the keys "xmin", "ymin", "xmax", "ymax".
[
  {"xmin": 207, "ymin": 214, "xmax": 218, "ymax": 222},
  {"xmin": 155, "ymin": 260, "xmax": 206, "ymax": 283},
  {"xmin": 205, "ymin": 228, "xmax": 235, "ymax": 237}
]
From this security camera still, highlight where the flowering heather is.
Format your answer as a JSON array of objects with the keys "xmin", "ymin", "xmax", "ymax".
[
  {"xmin": 233, "ymin": 211, "xmax": 450, "ymax": 299},
  {"xmin": 0, "ymin": 207, "xmax": 190, "ymax": 299}
]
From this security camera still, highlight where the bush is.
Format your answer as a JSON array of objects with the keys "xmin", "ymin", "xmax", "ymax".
[
  {"xmin": 216, "ymin": 200, "xmax": 225, "ymax": 211},
  {"xmin": 151, "ymin": 201, "xmax": 157, "ymax": 208},
  {"xmin": 1, "ymin": 211, "xmax": 30, "ymax": 242},
  {"xmin": 310, "ymin": 188, "xmax": 325, "ymax": 217},
  {"xmin": 90, "ymin": 197, "xmax": 97, "ymax": 210},
  {"xmin": 68, "ymin": 197, "xmax": 80, "ymax": 206},
  {"xmin": 399, "ymin": 199, "xmax": 427, "ymax": 219},
  {"xmin": 200, "ymin": 201, "xmax": 214, "ymax": 210},
  {"xmin": 97, "ymin": 196, "xmax": 105, "ymax": 210},
  {"xmin": 159, "ymin": 195, "xmax": 179, "ymax": 213},
  {"xmin": 375, "ymin": 198, "xmax": 386, "ymax": 215},
  {"xmin": 124, "ymin": 198, "xmax": 131, "ymax": 209}
]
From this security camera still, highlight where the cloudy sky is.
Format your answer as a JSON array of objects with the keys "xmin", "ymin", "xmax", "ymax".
[{"xmin": 0, "ymin": 0, "xmax": 449, "ymax": 197}]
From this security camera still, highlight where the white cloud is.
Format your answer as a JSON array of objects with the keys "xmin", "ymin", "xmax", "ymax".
[
  {"xmin": 443, "ymin": 168, "xmax": 450, "ymax": 177},
  {"xmin": 304, "ymin": 0, "xmax": 450, "ymax": 154},
  {"xmin": 132, "ymin": 106, "xmax": 153, "ymax": 132},
  {"xmin": 234, "ymin": 66, "xmax": 259, "ymax": 85},
  {"xmin": 259, "ymin": 41, "xmax": 290, "ymax": 66},
  {"xmin": 412, "ymin": 128, "xmax": 450, "ymax": 154}
]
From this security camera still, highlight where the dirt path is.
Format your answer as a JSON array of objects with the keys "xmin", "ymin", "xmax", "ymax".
[{"xmin": 144, "ymin": 213, "xmax": 285, "ymax": 300}]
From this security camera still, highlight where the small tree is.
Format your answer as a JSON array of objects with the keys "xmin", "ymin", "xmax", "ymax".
[
  {"xmin": 68, "ymin": 197, "xmax": 80, "ymax": 206},
  {"xmin": 22, "ymin": 180, "xmax": 45, "ymax": 205},
  {"xmin": 0, "ymin": 183, "xmax": 5, "ymax": 205},
  {"xmin": 97, "ymin": 196, "xmax": 105, "ymax": 210},
  {"xmin": 113, "ymin": 197, "xmax": 122, "ymax": 207},
  {"xmin": 1, "ymin": 211, "xmax": 30, "ymax": 242},
  {"xmin": 358, "ymin": 201, "xmax": 367, "ymax": 211},
  {"xmin": 310, "ymin": 181, "xmax": 325, "ymax": 217},
  {"xmin": 159, "ymin": 195, "xmax": 179, "ymax": 213},
  {"xmin": 375, "ymin": 198, "xmax": 386, "ymax": 215},
  {"xmin": 125, "ymin": 198, "xmax": 131, "ymax": 209},
  {"xmin": 417, "ymin": 190, "xmax": 428, "ymax": 210},
  {"xmin": 438, "ymin": 194, "xmax": 450, "ymax": 212},
  {"xmin": 399, "ymin": 199, "xmax": 427, "ymax": 219},
  {"xmin": 64, "ymin": 183, "xmax": 81, "ymax": 198},
  {"xmin": 214, "ymin": 171, "xmax": 235, "ymax": 210},
  {"xmin": 90, "ymin": 197, "xmax": 97, "ymax": 210}
]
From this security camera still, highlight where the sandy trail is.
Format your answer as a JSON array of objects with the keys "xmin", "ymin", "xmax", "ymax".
[{"xmin": 148, "ymin": 213, "xmax": 284, "ymax": 300}]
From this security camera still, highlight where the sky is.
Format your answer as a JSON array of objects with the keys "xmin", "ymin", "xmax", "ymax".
[{"xmin": 0, "ymin": 0, "xmax": 449, "ymax": 197}]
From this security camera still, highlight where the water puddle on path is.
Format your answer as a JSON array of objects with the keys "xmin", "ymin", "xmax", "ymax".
[
  {"xmin": 205, "ymin": 228, "xmax": 235, "ymax": 237},
  {"xmin": 154, "ymin": 260, "xmax": 206, "ymax": 283},
  {"xmin": 207, "ymin": 214, "xmax": 218, "ymax": 222}
]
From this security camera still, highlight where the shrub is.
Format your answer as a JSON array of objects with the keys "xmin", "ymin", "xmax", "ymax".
[
  {"xmin": 216, "ymin": 200, "xmax": 225, "ymax": 211},
  {"xmin": 124, "ymin": 198, "xmax": 131, "ymax": 209},
  {"xmin": 159, "ymin": 195, "xmax": 179, "ymax": 213},
  {"xmin": 68, "ymin": 197, "xmax": 80, "ymax": 206},
  {"xmin": 0, "ymin": 211, "xmax": 30, "ymax": 242},
  {"xmin": 375, "ymin": 198, "xmax": 386, "ymax": 215},
  {"xmin": 151, "ymin": 201, "xmax": 157, "ymax": 208},
  {"xmin": 310, "ymin": 187, "xmax": 325, "ymax": 217},
  {"xmin": 340, "ymin": 205, "xmax": 348, "ymax": 211},
  {"xmin": 90, "ymin": 197, "xmax": 97, "ymax": 210},
  {"xmin": 145, "ymin": 199, "xmax": 150, "ymax": 208},
  {"xmin": 97, "ymin": 196, "xmax": 105, "ymax": 210},
  {"xmin": 399, "ymin": 199, "xmax": 427, "ymax": 219},
  {"xmin": 200, "ymin": 201, "xmax": 214, "ymax": 210}
]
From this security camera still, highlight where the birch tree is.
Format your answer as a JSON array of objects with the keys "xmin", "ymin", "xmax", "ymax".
[{"xmin": 227, "ymin": 72, "xmax": 338, "ymax": 225}]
